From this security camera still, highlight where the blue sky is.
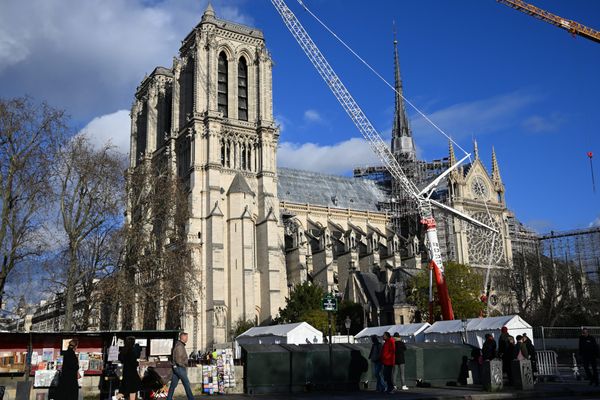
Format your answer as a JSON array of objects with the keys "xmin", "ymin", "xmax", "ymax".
[{"xmin": 1, "ymin": 0, "xmax": 598, "ymax": 232}]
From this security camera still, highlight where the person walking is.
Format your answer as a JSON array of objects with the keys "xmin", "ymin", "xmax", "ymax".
[
  {"xmin": 119, "ymin": 336, "xmax": 142, "ymax": 399},
  {"xmin": 368, "ymin": 335, "xmax": 385, "ymax": 392},
  {"xmin": 393, "ymin": 333, "xmax": 408, "ymax": 391},
  {"xmin": 482, "ymin": 333, "xmax": 497, "ymax": 361},
  {"xmin": 56, "ymin": 339, "xmax": 79, "ymax": 400},
  {"xmin": 167, "ymin": 332, "xmax": 194, "ymax": 400},
  {"xmin": 579, "ymin": 328, "xmax": 599, "ymax": 386},
  {"xmin": 380, "ymin": 332, "xmax": 396, "ymax": 393}
]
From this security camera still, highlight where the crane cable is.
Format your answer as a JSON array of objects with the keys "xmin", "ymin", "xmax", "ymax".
[
  {"xmin": 297, "ymin": 0, "xmax": 469, "ymax": 157},
  {"xmin": 297, "ymin": 0, "xmax": 500, "ymax": 304}
]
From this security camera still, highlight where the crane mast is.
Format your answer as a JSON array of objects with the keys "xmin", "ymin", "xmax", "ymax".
[
  {"xmin": 270, "ymin": 0, "xmax": 457, "ymax": 319},
  {"xmin": 497, "ymin": 0, "xmax": 600, "ymax": 44}
]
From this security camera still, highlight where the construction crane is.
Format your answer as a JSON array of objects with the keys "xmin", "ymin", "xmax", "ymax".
[
  {"xmin": 271, "ymin": 0, "xmax": 498, "ymax": 321},
  {"xmin": 497, "ymin": 0, "xmax": 600, "ymax": 44}
]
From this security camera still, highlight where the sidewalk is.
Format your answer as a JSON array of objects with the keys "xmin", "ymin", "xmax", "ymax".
[{"xmin": 173, "ymin": 380, "xmax": 600, "ymax": 399}]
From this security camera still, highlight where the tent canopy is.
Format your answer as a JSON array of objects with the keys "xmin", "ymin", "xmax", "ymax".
[
  {"xmin": 355, "ymin": 323, "xmax": 430, "ymax": 342},
  {"xmin": 236, "ymin": 322, "xmax": 322, "ymax": 341},
  {"xmin": 425, "ymin": 315, "xmax": 531, "ymax": 334}
]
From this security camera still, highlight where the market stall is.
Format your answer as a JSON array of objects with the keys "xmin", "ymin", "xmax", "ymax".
[
  {"xmin": 424, "ymin": 315, "xmax": 533, "ymax": 347},
  {"xmin": 354, "ymin": 322, "xmax": 430, "ymax": 343},
  {"xmin": 234, "ymin": 322, "xmax": 323, "ymax": 358}
]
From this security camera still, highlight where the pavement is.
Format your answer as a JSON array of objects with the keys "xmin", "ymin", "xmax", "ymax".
[{"xmin": 173, "ymin": 375, "xmax": 600, "ymax": 399}]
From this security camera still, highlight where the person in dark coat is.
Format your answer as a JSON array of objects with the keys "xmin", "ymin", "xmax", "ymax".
[
  {"xmin": 57, "ymin": 339, "xmax": 79, "ymax": 400},
  {"xmin": 482, "ymin": 334, "xmax": 497, "ymax": 361},
  {"xmin": 119, "ymin": 336, "xmax": 142, "ymax": 399},
  {"xmin": 380, "ymin": 332, "xmax": 396, "ymax": 393},
  {"xmin": 368, "ymin": 335, "xmax": 385, "ymax": 392},
  {"xmin": 522, "ymin": 333, "xmax": 537, "ymax": 375},
  {"xmin": 504, "ymin": 335, "xmax": 516, "ymax": 384},
  {"xmin": 579, "ymin": 328, "xmax": 599, "ymax": 386},
  {"xmin": 393, "ymin": 333, "xmax": 408, "ymax": 390}
]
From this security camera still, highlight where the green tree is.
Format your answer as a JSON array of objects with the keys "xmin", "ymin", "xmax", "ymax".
[
  {"xmin": 230, "ymin": 318, "xmax": 255, "ymax": 340},
  {"xmin": 408, "ymin": 261, "xmax": 484, "ymax": 321},
  {"xmin": 276, "ymin": 281, "xmax": 328, "ymax": 329}
]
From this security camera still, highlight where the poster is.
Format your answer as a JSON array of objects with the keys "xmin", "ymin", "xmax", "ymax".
[
  {"xmin": 149, "ymin": 339, "xmax": 173, "ymax": 356},
  {"xmin": 42, "ymin": 348, "xmax": 54, "ymax": 362},
  {"xmin": 135, "ymin": 338, "xmax": 147, "ymax": 347}
]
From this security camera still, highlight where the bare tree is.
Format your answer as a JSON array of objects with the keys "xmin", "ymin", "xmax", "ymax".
[
  {"xmin": 54, "ymin": 135, "xmax": 125, "ymax": 330},
  {"xmin": 121, "ymin": 159, "xmax": 192, "ymax": 330},
  {"xmin": 0, "ymin": 97, "xmax": 67, "ymax": 309}
]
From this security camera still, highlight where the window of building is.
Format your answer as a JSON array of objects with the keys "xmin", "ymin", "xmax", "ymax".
[
  {"xmin": 238, "ymin": 57, "xmax": 248, "ymax": 121},
  {"xmin": 218, "ymin": 52, "xmax": 228, "ymax": 117}
]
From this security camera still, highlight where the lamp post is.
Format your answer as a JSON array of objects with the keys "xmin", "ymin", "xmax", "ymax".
[
  {"xmin": 461, "ymin": 319, "xmax": 468, "ymax": 344},
  {"xmin": 344, "ymin": 316, "xmax": 351, "ymax": 344}
]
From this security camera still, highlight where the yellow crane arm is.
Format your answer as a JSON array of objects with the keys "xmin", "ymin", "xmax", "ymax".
[{"xmin": 497, "ymin": 0, "xmax": 600, "ymax": 44}]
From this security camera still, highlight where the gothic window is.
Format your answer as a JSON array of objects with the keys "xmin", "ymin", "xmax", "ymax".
[
  {"xmin": 179, "ymin": 58, "xmax": 194, "ymax": 127},
  {"xmin": 464, "ymin": 211, "xmax": 504, "ymax": 265},
  {"xmin": 136, "ymin": 102, "xmax": 147, "ymax": 163},
  {"xmin": 177, "ymin": 136, "xmax": 191, "ymax": 178},
  {"xmin": 247, "ymin": 145, "xmax": 252, "ymax": 171},
  {"xmin": 227, "ymin": 140, "xmax": 231, "ymax": 167},
  {"xmin": 221, "ymin": 138, "xmax": 226, "ymax": 166},
  {"xmin": 238, "ymin": 57, "xmax": 248, "ymax": 121},
  {"xmin": 156, "ymin": 88, "xmax": 172, "ymax": 148},
  {"xmin": 218, "ymin": 52, "xmax": 228, "ymax": 117},
  {"xmin": 241, "ymin": 142, "xmax": 247, "ymax": 170}
]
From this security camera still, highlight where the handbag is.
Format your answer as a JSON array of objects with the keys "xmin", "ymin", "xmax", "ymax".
[{"xmin": 107, "ymin": 336, "xmax": 119, "ymax": 362}]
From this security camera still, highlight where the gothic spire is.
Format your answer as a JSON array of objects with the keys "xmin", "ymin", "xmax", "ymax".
[
  {"xmin": 391, "ymin": 25, "xmax": 415, "ymax": 160},
  {"xmin": 449, "ymin": 140, "xmax": 456, "ymax": 166},
  {"xmin": 473, "ymin": 139, "xmax": 479, "ymax": 160},
  {"xmin": 491, "ymin": 146, "xmax": 502, "ymax": 183},
  {"xmin": 203, "ymin": 1, "xmax": 216, "ymax": 19}
]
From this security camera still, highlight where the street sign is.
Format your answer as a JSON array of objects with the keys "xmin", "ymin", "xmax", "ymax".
[{"xmin": 321, "ymin": 294, "xmax": 337, "ymax": 312}]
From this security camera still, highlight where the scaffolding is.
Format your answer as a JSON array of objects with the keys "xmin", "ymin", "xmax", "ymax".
[{"xmin": 538, "ymin": 227, "xmax": 600, "ymax": 280}]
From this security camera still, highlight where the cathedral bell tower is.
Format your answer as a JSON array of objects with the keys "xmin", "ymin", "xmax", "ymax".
[{"xmin": 131, "ymin": 4, "xmax": 287, "ymax": 350}]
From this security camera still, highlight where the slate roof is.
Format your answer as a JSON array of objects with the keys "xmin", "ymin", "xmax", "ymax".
[
  {"xmin": 277, "ymin": 168, "xmax": 387, "ymax": 212},
  {"xmin": 228, "ymin": 173, "xmax": 255, "ymax": 195}
]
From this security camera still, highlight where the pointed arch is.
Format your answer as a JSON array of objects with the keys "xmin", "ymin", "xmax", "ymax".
[
  {"xmin": 218, "ymin": 51, "xmax": 228, "ymax": 117},
  {"xmin": 238, "ymin": 56, "xmax": 248, "ymax": 121}
]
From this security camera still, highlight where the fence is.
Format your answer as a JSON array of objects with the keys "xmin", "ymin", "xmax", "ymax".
[
  {"xmin": 533, "ymin": 326, "xmax": 600, "ymax": 351},
  {"xmin": 536, "ymin": 350, "xmax": 560, "ymax": 378}
]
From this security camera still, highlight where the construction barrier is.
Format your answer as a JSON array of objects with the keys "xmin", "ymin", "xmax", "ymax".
[{"xmin": 536, "ymin": 350, "xmax": 559, "ymax": 378}]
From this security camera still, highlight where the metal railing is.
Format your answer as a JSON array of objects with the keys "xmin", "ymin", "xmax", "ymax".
[{"xmin": 533, "ymin": 326, "xmax": 600, "ymax": 351}]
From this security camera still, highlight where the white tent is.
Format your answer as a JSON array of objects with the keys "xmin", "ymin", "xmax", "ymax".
[
  {"xmin": 424, "ymin": 315, "xmax": 533, "ymax": 348},
  {"xmin": 235, "ymin": 322, "xmax": 324, "ymax": 359},
  {"xmin": 354, "ymin": 323, "xmax": 430, "ymax": 343},
  {"xmin": 236, "ymin": 322, "xmax": 323, "ymax": 346}
]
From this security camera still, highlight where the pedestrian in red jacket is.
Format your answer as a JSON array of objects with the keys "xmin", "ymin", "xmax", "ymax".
[{"xmin": 380, "ymin": 332, "xmax": 396, "ymax": 393}]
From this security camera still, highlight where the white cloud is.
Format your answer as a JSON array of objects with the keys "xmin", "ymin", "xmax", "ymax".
[
  {"xmin": 275, "ymin": 114, "xmax": 290, "ymax": 133},
  {"xmin": 79, "ymin": 109, "xmax": 131, "ymax": 154},
  {"xmin": 411, "ymin": 91, "xmax": 538, "ymax": 144},
  {"xmin": 278, "ymin": 138, "xmax": 381, "ymax": 175},
  {"xmin": 522, "ymin": 114, "xmax": 564, "ymax": 133},
  {"xmin": 303, "ymin": 109, "xmax": 323, "ymax": 123},
  {"xmin": 590, "ymin": 216, "xmax": 600, "ymax": 227},
  {"xmin": 0, "ymin": 0, "xmax": 252, "ymax": 121}
]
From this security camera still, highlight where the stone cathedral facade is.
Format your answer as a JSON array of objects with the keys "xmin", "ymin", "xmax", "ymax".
[{"xmin": 128, "ymin": 6, "xmax": 407, "ymax": 351}]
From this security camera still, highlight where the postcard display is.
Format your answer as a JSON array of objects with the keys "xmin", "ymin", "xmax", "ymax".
[
  {"xmin": 202, "ymin": 349, "xmax": 236, "ymax": 395},
  {"xmin": 31, "ymin": 344, "xmax": 103, "ymax": 388}
]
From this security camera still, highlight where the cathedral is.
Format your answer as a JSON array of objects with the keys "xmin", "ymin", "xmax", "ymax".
[{"xmin": 127, "ymin": 5, "xmax": 513, "ymax": 351}]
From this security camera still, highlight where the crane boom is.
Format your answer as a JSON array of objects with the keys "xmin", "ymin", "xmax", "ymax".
[
  {"xmin": 270, "ymin": 0, "xmax": 462, "ymax": 319},
  {"xmin": 497, "ymin": 0, "xmax": 600, "ymax": 44}
]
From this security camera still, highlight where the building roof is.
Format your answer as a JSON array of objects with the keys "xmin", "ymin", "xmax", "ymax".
[
  {"xmin": 277, "ymin": 168, "xmax": 387, "ymax": 212},
  {"xmin": 236, "ymin": 322, "xmax": 319, "ymax": 338},
  {"xmin": 228, "ymin": 173, "xmax": 255, "ymax": 195}
]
